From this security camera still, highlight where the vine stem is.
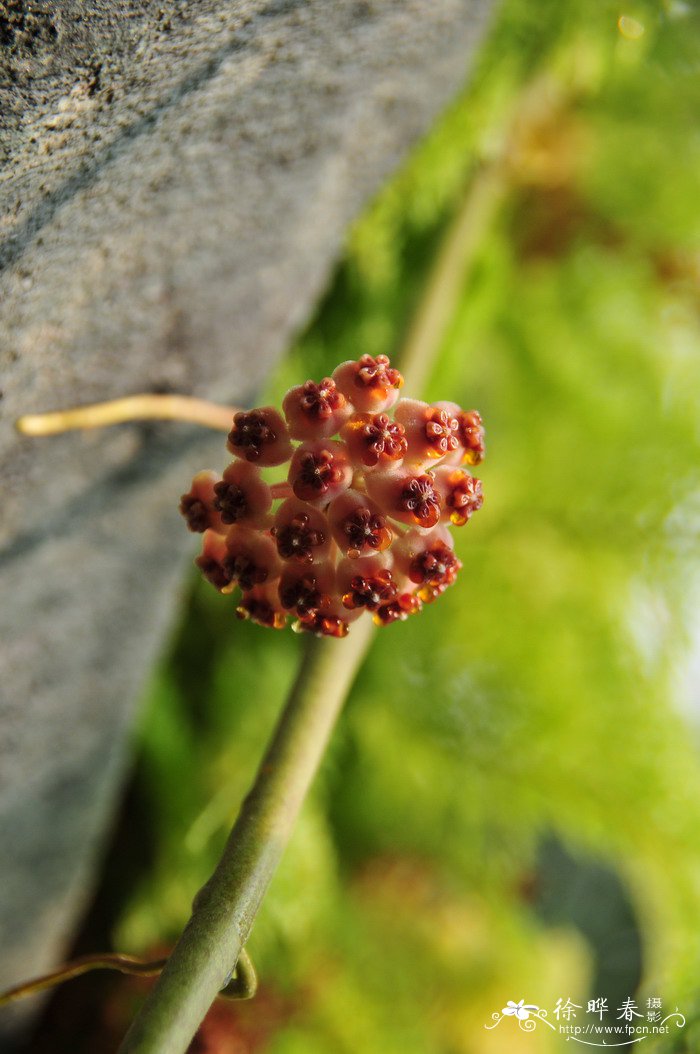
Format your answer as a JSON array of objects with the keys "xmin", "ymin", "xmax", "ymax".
[
  {"xmin": 118, "ymin": 625, "xmax": 375, "ymax": 1053},
  {"xmin": 116, "ymin": 149, "xmax": 508, "ymax": 1053}
]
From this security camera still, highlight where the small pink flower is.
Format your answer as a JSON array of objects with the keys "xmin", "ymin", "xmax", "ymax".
[
  {"xmin": 373, "ymin": 592, "xmax": 422, "ymax": 626},
  {"xmin": 294, "ymin": 597, "xmax": 362, "ymax": 638},
  {"xmin": 282, "ymin": 377, "xmax": 351, "ymax": 439},
  {"xmin": 340, "ymin": 411, "xmax": 407, "ymax": 468},
  {"xmin": 433, "ymin": 465, "xmax": 484, "ymax": 526},
  {"xmin": 337, "ymin": 554, "xmax": 397, "ymax": 612},
  {"xmin": 328, "ymin": 489, "xmax": 393, "ymax": 558},
  {"xmin": 224, "ymin": 527, "xmax": 281, "ymax": 592},
  {"xmin": 236, "ymin": 581, "xmax": 288, "ymax": 629},
  {"xmin": 278, "ymin": 561, "xmax": 335, "ymax": 617},
  {"xmin": 195, "ymin": 530, "xmax": 232, "ymax": 591},
  {"xmin": 435, "ymin": 403, "xmax": 485, "ymax": 466},
  {"xmin": 288, "ymin": 439, "xmax": 353, "ymax": 505},
  {"xmin": 180, "ymin": 471, "xmax": 227, "ymax": 534},
  {"xmin": 366, "ymin": 469, "xmax": 442, "ymax": 529},
  {"xmin": 213, "ymin": 460, "xmax": 273, "ymax": 527},
  {"xmin": 394, "ymin": 398, "xmax": 460, "ymax": 464},
  {"xmin": 394, "ymin": 527, "xmax": 461, "ymax": 602},
  {"xmin": 227, "ymin": 406, "xmax": 293, "ymax": 466},
  {"xmin": 332, "ymin": 354, "xmax": 403, "ymax": 412},
  {"xmin": 272, "ymin": 498, "xmax": 331, "ymax": 564}
]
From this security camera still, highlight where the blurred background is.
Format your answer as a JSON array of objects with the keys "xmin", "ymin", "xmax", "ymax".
[{"xmin": 26, "ymin": 0, "xmax": 700, "ymax": 1050}]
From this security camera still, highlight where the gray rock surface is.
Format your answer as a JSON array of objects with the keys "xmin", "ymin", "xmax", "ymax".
[{"xmin": 0, "ymin": 0, "xmax": 494, "ymax": 1042}]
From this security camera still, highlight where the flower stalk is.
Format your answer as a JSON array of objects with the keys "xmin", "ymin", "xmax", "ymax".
[
  {"xmin": 117, "ymin": 152, "xmax": 507, "ymax": 1052},
  {"xmin": 118, "ymin": 625, "xmax": 375, "ymax": 1054}
]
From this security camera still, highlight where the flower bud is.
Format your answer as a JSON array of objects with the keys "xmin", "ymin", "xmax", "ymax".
[
  {"xmin": 282, "ymin": 377, "xmax": 351, "ymax": 439},
  {"xmin": 288, "ymin": 439, "xmax": 353, "ymax": 505},
  {"xmin": 227, "ymin": 407, "xmax": 293, "ymax": 466},
  {"xmin": 332, "ymin": 354, "xmax": 403, "ymax": 412}
]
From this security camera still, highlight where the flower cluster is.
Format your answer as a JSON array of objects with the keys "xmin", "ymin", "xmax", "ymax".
[{"xmin": 180, "ymin": 355, "xmax": 484, "ymax": 637}]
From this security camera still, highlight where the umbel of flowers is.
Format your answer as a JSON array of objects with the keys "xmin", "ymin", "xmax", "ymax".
[{"xmin": 180, "ymin": 355, "xmax": 484, "ymax": 637}]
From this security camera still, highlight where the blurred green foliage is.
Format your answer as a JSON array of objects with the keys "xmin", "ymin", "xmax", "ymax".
[{"xmin": 112, "ymin": 1, "xmax": 700, "ymax": 1051}]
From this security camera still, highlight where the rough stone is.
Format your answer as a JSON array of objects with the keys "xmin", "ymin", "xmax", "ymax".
[{"xmin": 0, "ymin": 0, "xmax": 494, "ymax": 1042}]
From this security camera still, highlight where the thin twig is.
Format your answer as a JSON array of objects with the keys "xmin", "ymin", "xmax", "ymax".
[
  {"xmin": 16, "ymin": 394, "xmax": 237, "ymax": 436},
  {"xmin": 0, "ymin": 949, "xmax": 257, "ymax": 1009}
]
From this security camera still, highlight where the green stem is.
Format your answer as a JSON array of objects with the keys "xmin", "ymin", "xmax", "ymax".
[{"xmin": 118, "ymin": 622, "xmax": 375, "ymax": 1054}]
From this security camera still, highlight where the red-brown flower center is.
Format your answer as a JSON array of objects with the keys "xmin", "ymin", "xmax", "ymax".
[
  {"xmin": 279, "ymin": 573, "xmax": 328, "ymax": 616},
  {"xmin": 398, "ymin": 475, "xmax": 441, "ymax": 528},
  {"xmin": 458, "ymin": 410, "xmax": 485, "ymax": 465},
  {"xmin": 224, "ymin": 554, "xmax": 269, "ymax": 591},
  {"xmin": 293, "ymin": 450, "xmax": 344, "ymax": 501},
  {"xmin": 424, "ymin": 408, "xmax": 460, "ymax": 456},
  {"xmin": 273, "ymin": 514, "xmax": 326, "ymax": 563},
  {"xmin": 299, "ymin": 378, "xmax": 344, "ymax": 421},
  {"xmin": 179, "ymin": 494, "xmax": 209, "ymax": 533},
  {"xmin": 342, "ymin": 507, "xmax": 392, "ymax": 557},
  {"xmin": 228, "ymin": 410, "xmax": 277, "ymax": 461},
  {"xmin": 237, "ymin": 597, "xmax": 286, "ymax": 629},
  {"xmin": 446, "ymin": 474, "xmax": 484, "ymax": 526},
  {"xmin": 343, "ymin": 570, "xmax": 396, "ymax": 611},
  {"xmin": 373, "ymin": 593, "xmax": 421, "ymax": 625},
  {"xmin": 195, "ymin": 555, "xmax": 231, "ymax": 591},
  {"xmin": 409, "ymin": 544, "xmax": 461, "ymax": 588},
  {"xmin": 295, "ymin": 611, "xmax": 349, "ymax": 638},
  {"xmin": 361, "ymin": 413, "xmax": 407, "ymax": 465},
  {"xmin": 213, "ymin": 480, "xmax": 248, "ymax": 524},
  {"xmin": 355, "ymin": 354, "xmax": 403, "ymax": 392}
]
